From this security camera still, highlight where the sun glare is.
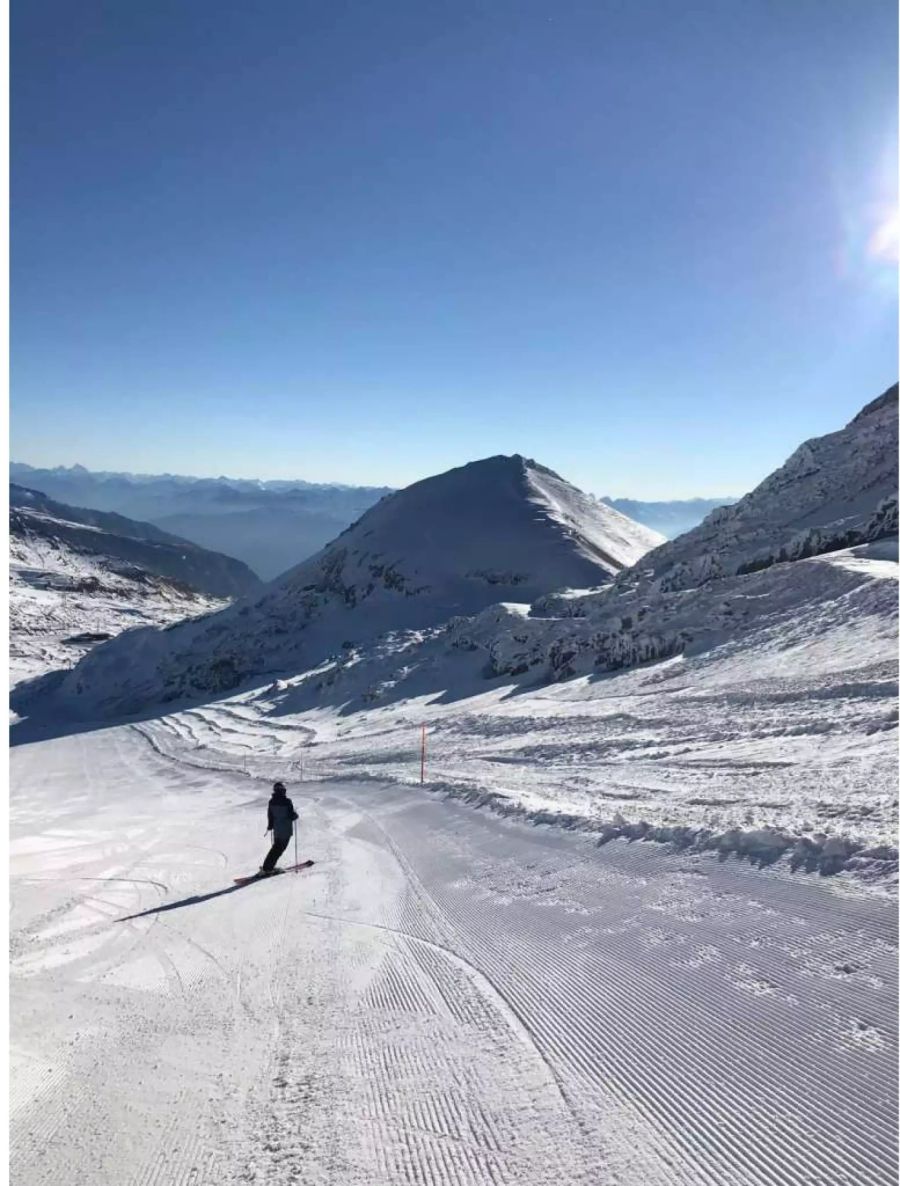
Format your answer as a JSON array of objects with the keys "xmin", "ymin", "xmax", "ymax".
[{"xmin": 867, "ymin": 207, "xmax": 900, "ymax": 263}]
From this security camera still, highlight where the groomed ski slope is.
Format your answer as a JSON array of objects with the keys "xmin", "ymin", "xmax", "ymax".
[
  {"xmin": 10, "ymin": 725, "xmax": 897, "ymax": 1185},
  {"xmin": 73, "ymin": 541, "xmax": 896, "ymax": 878}
]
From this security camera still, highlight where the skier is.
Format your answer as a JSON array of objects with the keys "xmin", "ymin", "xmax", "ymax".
[{"xmin": 261, "ymin": 781, "xmax": 298, "ymax": 873}]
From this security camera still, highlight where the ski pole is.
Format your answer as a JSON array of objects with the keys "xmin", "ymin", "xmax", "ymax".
[{"xmin": 294, "ymin": 825, "xmax": 298, "ymax": 871}]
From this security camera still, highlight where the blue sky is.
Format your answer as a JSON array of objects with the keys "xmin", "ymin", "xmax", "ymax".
[{"xmin": 11, "ymin": 0, "xmax": 897, "ymax": 498}]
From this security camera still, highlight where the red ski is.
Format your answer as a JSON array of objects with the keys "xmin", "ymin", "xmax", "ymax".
[{"xmin": 233, "ymin": 860, "xmax": 314, "ymax": 885}]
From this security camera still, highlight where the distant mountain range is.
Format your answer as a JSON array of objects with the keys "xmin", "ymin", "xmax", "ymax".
[
  {"xmin": 601, "ymin": 497, "xmax": 737, "ymax": 538},
  {"xmin": 9, "ymin": 464, "xmax": 392, "ymax": 579},
  {"xmin": 9, "ymin": 462, "xmax": 375, "ymax": 498},
  {"xmin": 9, "ymin": 463, "xmax": 735, "ymax": 578}
]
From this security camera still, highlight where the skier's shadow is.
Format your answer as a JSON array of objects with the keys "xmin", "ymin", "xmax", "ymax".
[{"xmin": 117, "ymin": 879, "xmax": 261, "ymax": 922}]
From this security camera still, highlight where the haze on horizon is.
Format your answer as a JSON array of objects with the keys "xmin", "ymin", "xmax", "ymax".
[
  {"xmin": 11, "ymin": 0, "xmax": 898, "ymax": 500},
  {"xmin": 11, "ymin": 455, "xmax": 741, "ymax": 506}
]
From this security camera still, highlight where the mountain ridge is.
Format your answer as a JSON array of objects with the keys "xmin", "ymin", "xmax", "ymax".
[
  {"xmin": 10, "ymin": 484, "xmax": 261, "ymax": 599},
  {"xmin": 10, "ymin": 462, "xmax": 745, "ymax": 562},
  {"xmin": 9, "ymin": 463, "xmax": 393, "ymax": 578},
  {"xmin": 41, "ymin": 454, "xmax": 662, "ymax": 712},
  {"xmin": 9, "ymin": 486, "xmax": 235, "ymax": 688},
  {"xmin": 457, "ymin": 383, "xmax": 899, "ymax": 681}
]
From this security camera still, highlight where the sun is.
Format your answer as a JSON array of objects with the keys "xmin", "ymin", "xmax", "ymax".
[{"xmin": 867, "ymin": 207, "xmax": 899, "ymax": 264}]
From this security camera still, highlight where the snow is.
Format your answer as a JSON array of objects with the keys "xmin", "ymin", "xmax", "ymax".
[
  {"xmin": 525, "ymin": 462, "xmax": 664, "ymax": 568},
  {"xmin": 9, "ymin": 529, "xmax": 225, "ymax": 690},
  {"xmin": 9, "ymin": 725, "xmax": 897, "ymax": 1184},
  {"xmin": 105, "ymin": 541, "xmax": 896, "ymax": 883}
]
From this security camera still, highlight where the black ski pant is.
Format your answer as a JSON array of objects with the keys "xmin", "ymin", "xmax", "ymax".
[{"xmin": 263, "ymin": 834, "xmax": 291, "ymax": 872}]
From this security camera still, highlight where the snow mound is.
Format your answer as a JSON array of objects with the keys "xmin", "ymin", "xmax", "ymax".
[{"xmin": 47, "ymin": 455, "xmax": 661, "ymax": 713}]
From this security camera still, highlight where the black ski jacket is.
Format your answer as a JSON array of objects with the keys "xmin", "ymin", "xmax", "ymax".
[{"xmin": 267, "ymin": 795, "xmax": 298, "ymax": 839}]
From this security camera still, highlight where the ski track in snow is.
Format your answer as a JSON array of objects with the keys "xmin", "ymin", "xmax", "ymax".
[{"xmin": 10, "ymin": 725, "xmax": 898, "ymax": 1185}]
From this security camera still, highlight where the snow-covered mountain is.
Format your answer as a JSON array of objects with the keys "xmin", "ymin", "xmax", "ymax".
[
  {"xmin": 9, "ymin": 537, "xmax": 215, "ymax": 692},
  {"xmin": 623, "ymin": 384, "xmax": 898, "ymax": 587},
  {"xmin": 44, "ymin": 455, "xmax": 662, "ymax": 711},
  {"xmin": 11, "ymin": 485, "xmax": 261, "ymax": 597},
  {"xmin": 9, "ymin": 464, "xmax": 392, "ymax": 578},
  {"xmin": 9, "ymin": 485, "xmax": 264, "ymax": 689},
  {"xmin": 444, "ymin": 385, "xmax": 898, "ymax": 682}
]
